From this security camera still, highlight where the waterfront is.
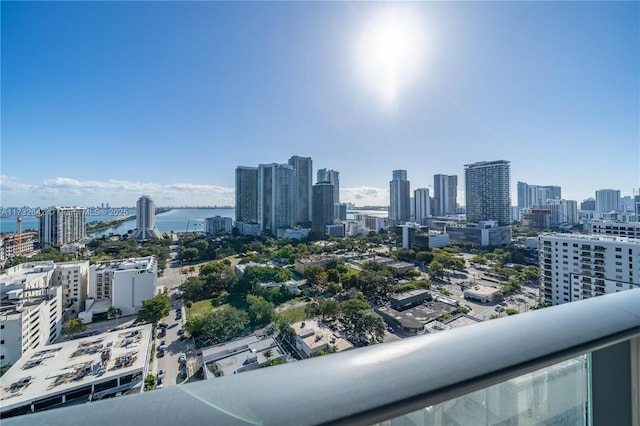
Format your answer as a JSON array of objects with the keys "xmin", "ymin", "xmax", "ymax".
[{"xmin": 0, "ymin": 207, "xmax": 388, "ymax": 236}]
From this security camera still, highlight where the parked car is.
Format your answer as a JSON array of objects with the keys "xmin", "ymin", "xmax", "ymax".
[
  {"xmin": 160, "ymin": 340, "xmax": 166, "ymax": 347},
  {"xmin": 177, "ymin": 329, "xmax": 185, "ymax": 335}
]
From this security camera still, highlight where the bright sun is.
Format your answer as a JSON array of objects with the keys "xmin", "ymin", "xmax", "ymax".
[{"xmin": 354, "ymin": 7, "xmax": 427, "ymax": 111}]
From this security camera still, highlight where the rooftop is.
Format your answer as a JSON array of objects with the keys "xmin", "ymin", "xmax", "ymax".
[
  {"xmin": 94, "ymin": 256, "xmax": 156, "ymax": 271},
  {"xmin": 202, "ymin": 335, "xmax": 284, "ymax": 378},
  {"xmin": 292, "ymin": 320, "xmax": 354, "ymax": 353},
  {"xmin": 376, "ymin": 301, "xmax": 456, "ymax": 331},
  {"xmin": 541, "ymin": 233, "xmax": 640, "ymax": 245},
  {"xmin": 0, "ymin": 324, "xmax": 152, "ymax": 413}
]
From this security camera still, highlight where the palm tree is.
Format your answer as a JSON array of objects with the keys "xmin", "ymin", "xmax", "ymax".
[
  {"xmin": 263, "ymin": 349, "xmax": 273, "ymax": 360},
  {"xmin": 330, "ymin": 344, "xmax": 339, "ymax": 353}
]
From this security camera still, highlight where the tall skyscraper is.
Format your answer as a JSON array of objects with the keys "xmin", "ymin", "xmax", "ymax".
[
  {"xmin": 131, "ymin": 195, "xmax": 162, "ymax": 240},
  {"xmin": 465, "ymin": 160, "xmax": 511, "ymax": 226},
  {"xmin": 317, "ymin": 168, "xmax": 340, "ymax": 204},
  {"xmin": 312, "ymin": 182, "xmax": 335, "ymax": 233},
  {"xmin": 414, "ymin": 188, "xmax": 431, "ymax": 224},
  {"xmin": 595, "ymin": 189, "xmax": 621, "ymax": 213},
  {"xmin": 288, "ymin": 156, "xmax": 313, "ymax": 225},
  {"xmin": 433, "ymin": 174, "xmax": 458, "ymax": 216},
  {"xmin": 39, "ymin": 207, "xmax": 86, "ymax": 245},
  {"xmin": 389, "ymin": 170, "xmax": 411, "ymax": 223},
  {"xmin": 581, "ymin": 198, "xmax": 596, "ymax": 211},
  {"xmin": 517, "ymin": 182, "xmax": 561, "ymax": 210},
  {"xmin": 235, "ymin": 166, "xmax": 258, "ymax": 223},
  {"xmin": 258, "ymin": 163, "xmax": 296, "ymax": 233}
]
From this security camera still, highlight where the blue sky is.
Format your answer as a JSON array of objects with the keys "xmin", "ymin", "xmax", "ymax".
[{"xmin": 1, "ymin": 1, "xmax": 638, "ymax": 207}]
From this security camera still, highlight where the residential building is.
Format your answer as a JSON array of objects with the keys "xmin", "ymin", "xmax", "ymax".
[
  {"xmin": 80, "ymin": 256, "xmax": 157, "ymax": 322},
  {"xmin": 258, "ymin": 163, "xmax": 296, "ymax": 233},
  {"xmin": 202, "ymin": 335, "xmax": 286, "ymax": 379},
  {"xmin": 389, "ymin": 170, "xmax": 411, "ymax": 223},
  {"xmin": 51, "ymin": 261, "xmax": 90, "ymax": 315},
  {"xmin": 131, "ymin": 196, "xmax": 162, "ymax": 240},
  {"xmin": 595, "ymin": 189, "xmax": 620, "ymax": 213},
  {"xmin": 0, "ymin": 232, "xmax": 37, "ymax": 264},
  {"xmin": 364, "ymin": 216, "xmax": 386, "ymax": 233},
  {"xmin": 464, "ymin": 160, "xmax": 511, "ymax": 226},
  {"xmin": 433, "ymin": 174, "xmax": 458, "ymax": 216},
  {"xmin": 0, "ymin": 262, "xmax": 62, "ymax": 367},
  {"xmin": 446, "ymin": 221, "xmax": 511, "ymax": 246},
  {"xmin": 590, "ymin": 221, "xmax": 640, "ymax": 239},
  {"xmin": 326, "ymin": 224, "xmax": 346, "ymax": 238},
  {"xmin": 543, "ymin": 199, "xmax": 578, "ymax": 226},
  {"xmin": 414, "ymin": 188, "xmax": 431, "ymax": 224},
  {"xmin": 581, "ymin": 198, "xmax": 596, "ymax": 211},
  {"xmin": 288, "ymin": 155, "xmax": 313, "ymax": 226},
  {"xmin": 0, "ymin": 325, "xmax": 153, "ymax": 418},
  {"xmin": 312, "ymin": 182, "xmax": 335, "ymax": 233},
  {"xmin": 521, "ymin": 209, "xmax": 552, "ymax": 230},
  {"xmin": 235, "ymin": 221, "xmax": 260, "ymax": 236},
  {"xmin": 317, "ymin": 168, "xmax": 340, "ymax": 204},
  {"xmin": 538, "ymin": 233, "xmax": 640, "ymax": 306},
  {"xmin": 39, "ymin": 207, "xmax": 86, "ymax": 246},
  {"xmin": 334, "ymin": 203, "xmax": 347, "ymax": 221},
  {"xmin": 517, "ymin": 182, "xmax": 561, "ymax": 210},
  {"xmin": 235, "ymin": 166, "xmax": 259, "ymax": 223},
  {"xmin": 204, "ymin": 216, "xmax": 233, "ymax": 235}
]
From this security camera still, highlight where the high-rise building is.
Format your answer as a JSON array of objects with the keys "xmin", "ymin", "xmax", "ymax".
[
  {"xmin": 288, "ymin": 156, "xmax": 313, "ymax": 225},
  {"xmin": 258, "ymin": 163, "xmax": 296, "ymax": 233},
  {"xmin": 517, "ymin": 182, "xmax": 561, "ymax": 210},
  {"xmin": 581, "ymin": 198, "xmax": 596, "ymax": 211},
  {"xmin": 414, "ymin": 188, "xmax": 431, "ymax": 224},
  {"xmin": 39, "ymin": 207, "xmax": 86, "ymax": 246},
  {"xmin": 317, "ymin": 168, "xmax": 340, "ymax": 204},
  {"xmin": 312, "ymin": 183, "xmax": 335, "ymax": 233},
  {"xmin": 433, "ymin": 174, "xmax": 458, "ymax": 216},
  {"xmin": 595, "ymin": 189, "xmax": 620, "ymax": 213},
  {"xmin": 235, "ymin": 166, "xmax": 258, "ymax": 223},
  {"xmin": 543, "ymin": 199, "xmax": 578, "ymax": 226},
  {"xmin": 204, "ymin": 216, "xmax": 233, "ymax": 235},
  {"xmin": 464, "ymin": 160, "xmax": 511, "ymax": 226},
  {"xmin": 131, "ymin": 195, "xmax": 162, "ymax": 240},
  {"xmin": 389, "ymin": 170, "xmax": 411, "ymax": 223},
  {"xmin": 539, "ymin": 234, "xmax": 639, "ymax": 306}
]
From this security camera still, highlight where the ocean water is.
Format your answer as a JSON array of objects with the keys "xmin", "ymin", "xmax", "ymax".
[
  {"xmin": 0, "ymin": 207, "xmax": 387, "ymax": 236},
  {"xmin": 0, "ymin": 208, "xmax": 138, "ymax": 234}
]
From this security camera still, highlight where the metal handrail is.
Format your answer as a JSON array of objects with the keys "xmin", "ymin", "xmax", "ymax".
[{"xmin": 5, "ymin": 288, "xmax": 640, "ymax": 426}]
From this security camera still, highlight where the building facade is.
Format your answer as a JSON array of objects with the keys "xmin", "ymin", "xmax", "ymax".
[
  {"xmin": 235, "ymin": 166, "xmax": 259, "ymax": 223},
  {"xmin": 433, "ymin": 174, "xmax": 458, "ymax": 216},
  {"xmin": 311, "ymin": 183, "xmax": 335, "ymax": 233},
  {"xmin": 389, "ymin": 170, "xmax": 411, "ymax": 223},
  {"xmin": 0, "ymin": 232, "xmax": 37, "ymax": 265},
  {"xmin": 414, "ymin": 188, "xmax": 431, "ymax": 224},
  {"xmin": 539, "ymin": 234, "xmax": 640, "ymax": 306},
  {"xmin": 51, "ymin": 261, "xmax": 90, "ymax": 315},
  {"xmin": 517, "ymin": 182, "xmax": 561, "ymax": 210},
  {"xmin": 131, "ymin": 196, "xmax": 162, "ymax": 240},
  {"xmin": 595, "ymin": 189, "xmax": 620, "ymax": 213},
  {"xmin": 317, "ymin": 168, "xmax": 340, "ymax": 205},
  {"xmin": 590, "ymin": 221, "xmax": 640, "ymax": 239},
  {"xmin": 288, "ymin": 155, "xmax": 313, "ymax": 226},
  {"xmin": 39, "ymin": 207, "xmax": 86, "ymax": 246},
  {"xmin": 204, "ymin": 216, "xmax": 233, "ymax": 235},
  {"xmin": 465, "ymin": 160, "xmax": 511, "ymax": 226},
  {"xmin": 258, "ymin": 163, "xmax": 296, "ymax": 233}
]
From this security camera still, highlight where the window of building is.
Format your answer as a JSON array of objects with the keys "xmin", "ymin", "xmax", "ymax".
[{"xmin": 616, "ymin": 247, "xmax": 622, "ymax": 252}]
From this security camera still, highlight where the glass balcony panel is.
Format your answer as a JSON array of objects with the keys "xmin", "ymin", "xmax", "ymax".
[{"xmin": 380, "ymin": 356, "xmax": 589, "ymax": 426}]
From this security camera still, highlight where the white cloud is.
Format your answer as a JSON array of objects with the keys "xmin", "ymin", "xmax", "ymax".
[
  {"xmin": 1, "ymin": 176, "xmax": 234, "ymax": 207},
  {"xmin": 340, "ymin": 186, "xmax": 389, "ymax": 206}
]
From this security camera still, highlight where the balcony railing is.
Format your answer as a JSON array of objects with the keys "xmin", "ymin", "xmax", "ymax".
[{"xmin": 4, "ymin": 289, "xmax": 640, "ymax": 426}]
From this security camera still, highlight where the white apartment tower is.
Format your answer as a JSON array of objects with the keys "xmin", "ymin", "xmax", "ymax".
[
  {"xmin": 288, "ymin": 155, "xmax": 313, "ymax": 226},
  {"xmin": 539, "ymin": 234, "xmax": 640, "ymax": 306},
  {"xmin": 465, "ymin": 160, "xmax": 511, "ymax": 226},
  {"xmin": 389, "ymin": 170, "xmax": 411, "ymax": 223},
  {"xmin": 414, "ymin": 188, "xmax": 431, "ymax": 224},
  {"xmin": 595, "ymin": 189, "xmax": 620, "ymax": 213},
  {"xmin": 39, "ymin": 207, "xmax": 86, "ymax": 246},
  {"xmin": 131, "ymin": 195, "xmax": 162, "ymax": 240},
  {"xmin": 258, "ymin": 163, "xmax": 296, "ymax": 233},
  {"xmin": 433, "ymin": 174, "xmax": 458, "ymax": 216}
]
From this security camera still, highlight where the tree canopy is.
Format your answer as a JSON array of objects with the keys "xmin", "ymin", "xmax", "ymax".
[{"xmin": 136, "ymin": 293, "xmax": 170, "ymax": 323}]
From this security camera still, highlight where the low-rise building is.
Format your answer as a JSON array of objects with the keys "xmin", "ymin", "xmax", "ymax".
[
  {"xmin": 204, "ymin": 216, "xmax": 233, "ymax": 235},
  {"xmin": 326, "ymin": 224, "xmax": 345, "ymax": 238},
  {"xmin": 79, "ymin": 257, "xmax": 157, "ymax": 322},
  {"xmin": 390, "ymin": 289, "xmax": 432, "ymax": 311},
  {"xmin": 235, "ymin": 221, "xmax": 261, "ymax": 236},
  {"xmin": 0, "ymin": 325, "xmax": 152, "ymax": 419},
  {"xmin": 464, "ymin": 285, "xmax": 502, "ymax": 303},
  {"xmin": 202, "ymin": 335, "xmax": 286, "ymax": 379},
  {"xmin": 375, "ymin": 300, "xmax": 457, "ymax": 335},
  {"xmin": 291, "ymin": 320, "xmax": 353, "ymax": 358},
  {"xmin": 446, "ymin": 221, "xmax": 512, "ymax": 246}
]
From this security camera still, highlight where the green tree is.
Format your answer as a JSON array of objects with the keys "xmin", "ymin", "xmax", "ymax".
[
  {"xmin": 303, "ymin": 265, "xmax": 327, "ymax": 286},
  {"xmin": 144, "ymin": 373, "xmax": 156, "ymax": 391},
  {"xmin": 181, "ymin": 247, "xmax": 199, "ymax": 262},
  {"xmin": 305, "ymin": 298, "xmax": 340, "ymax": 319},
  {"xmin": 326, "ymin": 282, "xmax": 342, "ymax": 295},
  {"xmin": 200, "ymin": 305, "xmax": 249, "ymax": 342},
  {"xmin": 275, "ymin": 316, "xmax": 296, "ymax": 343},
  {"xmin": 246, "ymin": 295, "xmax": 276, "ymax": 325},
  {"xmin": 428, "ymin": 260, "xmax": 445, "ymax": 280},
  {"xmin": 263, "ymin": 358, "xmax": 283, "ymax": 367},
  {"xmin": 263, "ymin": 349, "xmax": 273, "ymax": 360},
  {"xmin": 62, "ymin": 318, "xmax": 86, "ymax": 335},
  {"xmin": 505, "ymin": 308, "xmax": 519, "ymax": 316},
  {"xmin": 180, "ymin": 277, "xmax": 206, "ymax": 302},
  {"xmin": 136, "ymin": 293, "xmax": 170, "ymax": 324}
]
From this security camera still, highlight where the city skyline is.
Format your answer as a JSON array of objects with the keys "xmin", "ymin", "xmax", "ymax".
[{"xmin": 2, "ymin": 2, "xmax": 638, "ymax": 207}]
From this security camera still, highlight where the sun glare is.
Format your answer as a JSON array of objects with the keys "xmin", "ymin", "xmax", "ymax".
[{"xmin": 354, "ymin": 7, "xmax": 427, "ymax": 111}]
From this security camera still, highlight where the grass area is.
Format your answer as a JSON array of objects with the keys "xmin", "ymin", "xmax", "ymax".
[
  {"xmin": 187, "ymin": 299, "xmax": 215, "ymax": 318},
  {"xmin": 278, "ymin": 305, "xmax": 307, "ymax": 323},
  {"xmin": 344, "ymin": 265, "xmax": 360, "ymax": 276}
]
